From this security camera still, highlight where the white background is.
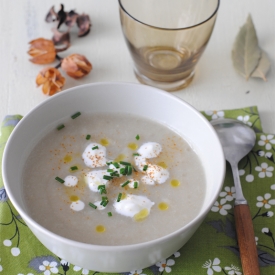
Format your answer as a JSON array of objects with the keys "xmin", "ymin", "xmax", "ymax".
[{"xmin": 0, "ymin": 0, "xmax": 274, "ymax": 132}]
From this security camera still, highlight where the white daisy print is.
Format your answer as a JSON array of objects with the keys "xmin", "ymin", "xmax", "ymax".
[
  {"xmin": 60, "ymin": 260, "xmax": 70, "ymax": 271},
  {"xmin": 262, "ymin": 227, "xmax": 269, "ymax": 234},
  {"xmin": 129, "ymin": 270, "xmax": 146, "ymax": 275},
  {"xmin": 156, "ymin": 259, "xmax": 175, "ymax": 273},
  {"xmin": 73, "ymin": 266, "xmax": 89, "ymax": 274},
  {"xmin": 255, "ymin": 162, "xmax": 274, "ymax": 178},
  {"xmin": 255, "ymin": 236, "xmax": 258, "ymax": 245},
  {"xmin": 257, "ymin": 151, "xmax": 273, "ymax": 161},
  {"xmin": 237, "ymin": 115, "xmax": 252, "ymax": 126},
  {"xmin": 239, "ymin": 169, "xmax": 245, "ymax": 176},
  {"xmin": 3, "ymin": 239, "xmax": 12, "ymax": 247},
  {"xmin": 245, "ymin": 174, "xmax": 254, "ymax": 182},
  {"xmin": 265, "ymin": 211, "xmax": 274, "ymax": 217},
  {"xmin": 174, "ymin": 251, "xmax": 180, "ymax": 258},
  {"xmin": 224, "ymin": 264, "xmax": 242, "ymax": 275},
  {"xmin": 60, "ymin": 259, "xmax": 69, "ymax": 265},
  {"xmin": 211, "ymin": 198, "xmax": 232, "ymax": 215},
  {"xmin": 261, "ymin": 227, "xmax": 273, "ymax": 238},
  {"xmin": 205, "ymin": 110, "xmax": 224, "ymax": 120},
  {"xmin": 11, "ymin": 247, "xmax": 20, "ymax": 257},
  {"xmin": 39, "ymin": 261, "xmax": 58, "ymax": 275},
  {"xmin": 258, "ymin": 135, "xmax": 275, "ymax": 150},
  {"xmin": 256, "ymin": 193, "xmax": 275, "ymax": 209},
  {"xmin": 220, "ymin": 186, "xmax": 236, "ymax": 201},
  {"xmin": 202, "ymin": 258, "xmax": 222, "ymax": 275}
]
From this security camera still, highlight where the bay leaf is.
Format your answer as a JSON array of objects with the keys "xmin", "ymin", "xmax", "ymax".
[
  {"xmin": 251, "ymin": 50, "xmax": 271, "ymax": 81},
  {"xmin": 232, "ymin": 14, "xmax": 261, "ymax": 80}
]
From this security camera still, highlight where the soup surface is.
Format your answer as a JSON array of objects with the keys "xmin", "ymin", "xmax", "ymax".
[{"xmin": 23, "ymin": 112, "xmax": 206, "ymax": 245}]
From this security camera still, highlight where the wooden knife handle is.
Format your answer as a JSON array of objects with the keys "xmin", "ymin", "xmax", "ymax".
[{"xmin": 234, "ymin": 204, "xmax": 261, "ymax": 275}]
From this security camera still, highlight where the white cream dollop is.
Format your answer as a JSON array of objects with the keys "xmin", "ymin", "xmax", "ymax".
[
  {"xmin": 84, "ymin": 170, "xmax": 108, "ymax": 192},
  {"xmin": 70, "ymin": 200, "xmax": 85, "ymax": 211},
  {"xmin": 137, "ymin": 142, "xmax": 162, "ymax": 158},
  {"xmin": 64, "ymin": 175, "xmax": 78, "ymax": 187},
  {"xmin": 82, "ymin": 143, "xmax": 107, "ymax": 168},
  {"xmin": 113, "ymin": 194, "xmax": 154, "ymax": 218},
  {"xmin": 146, "ymin": 164, "xmax": 169, "ymax": 184},
  {"xmin": 134, "ymin": 156, "xmax": 147, "ymax": 171},
  {"xmin": 128, "ymin": 179, "xmax": 139, "ymax": 188},
  {"xmin": 94, "ymin": 201, "xmax": 107, "ymax": 210},
  {"xmin": 134, "ymin": 143, "xmax": 169, "ymax": 185},
  {"xmin": 141, "ymin": 175, "xmax": 155, "ymax": 185}
]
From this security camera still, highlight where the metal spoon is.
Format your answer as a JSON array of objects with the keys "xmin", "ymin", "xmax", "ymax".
[{"xmin": 211, "ymin": 118, "xmax": 260, "ymax": 275}]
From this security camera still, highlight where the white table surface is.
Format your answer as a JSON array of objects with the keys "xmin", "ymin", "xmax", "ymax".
[{"xmin": 0, "ymin": 0, "xmax": 274, "ymax": 133}]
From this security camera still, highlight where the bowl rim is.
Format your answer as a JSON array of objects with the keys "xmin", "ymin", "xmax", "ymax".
[{"xmin": 2, "ymin": 81, "xmax": 226, "ymax": 250}]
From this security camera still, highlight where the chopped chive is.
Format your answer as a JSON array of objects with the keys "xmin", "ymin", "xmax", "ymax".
[
  {"xmin": 101, "ymin": 200, "xmax": 109, "ymax": 207},
  {"xmin": 89, "ymin": 202, "xmax": 97, "ymax": 209},
  {"xmin": 124, "ymin": 165, "xmax": 129, "ymax": 175},
  {"xmin": 103, "ymin": 175, "xmax": 113, "ymax": 181},
  {"xmin": 117, "ymin": 193, "xmax": 122, "ymax": 202},
  {"xmin": 113, "ymin": 162, "xmax": 120, "ymax": 168},
  {"xmin": 70, "ymin": 166, "xmax": 78, "ymax": 171},
  {"xmin": 127, "ymin": 166, "xmax": 132, "ymax": 176},
  {"xmin": 133, "ymin": 153, "xmax": 140, "ymax": 156},
  {"xmin": 106, "ymin": 161, "xmax": 113, "ymax": 165},
  {"xmin": 108, "ymin": 212, "xmax": 112, "ymax": 217},
  {"xmin": 120, "ymin": 161, "xmax": 131, "ymax": 166},
  {"xmin": 107, "ymin": 169, "xmax": 114, "ymax": 173},
  {"xmin": 132, "ymin": 166, "xmax": 137, "ymax": 172},
  {"xmin": 110, "ymin": 171, "xmax": 120, "ymax": 177},
  {"xmin": 143, "ymin": 165, "xmax": 148, "ymax": 171},
  {"xmin": 55, "ymin": 176, "xmax": 64, "ymax": 183},
  {"xmin": 134, "ymin": 181, "xmax": 138, "ymax": 189},
  {"xmin": 92, "ymin": 146, "xmax": 99, "ymax": 150},
  {"xmin": 121, "ymin": 180, "xmax": 130, "ymax": 187},
  {"xmin": 120, "ymin": 168, "xmax": 125, "ymax": 175},
  {"xmin": 71, "ymin": 112, "xmax": 81, "ymax": 119},
  {"xmin": 100, "ymin": 196, "xmax": 109, "ymax": 207},
  {"xmin": 86, "ymin": 134, "xmax": 91, "ymax": 140},
  {"xmin": 57, "ymin": 124, "xmax": 65, "ymax": 130},
  {"xmin": 136, "ymin": 135, "xmax": 140, "ymax": 140},
  {"xmin": 98, "ymin": 185, "xmax": 107, "ymax": 194}
]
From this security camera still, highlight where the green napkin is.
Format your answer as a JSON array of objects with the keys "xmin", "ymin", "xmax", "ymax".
[{"xmin": 1, "ymin": 107, "xmax": 275, "ymax": 275}]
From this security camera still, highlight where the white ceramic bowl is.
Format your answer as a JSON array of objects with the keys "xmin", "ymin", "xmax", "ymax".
[{"xmin": 2, "ymin": 82, "xmax": 225, "ymax": 272}]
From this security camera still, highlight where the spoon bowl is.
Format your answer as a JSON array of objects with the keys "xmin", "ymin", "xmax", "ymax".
[{"xmin": 211, "ymin": 119, "xmax": 256, "ymax": 164}]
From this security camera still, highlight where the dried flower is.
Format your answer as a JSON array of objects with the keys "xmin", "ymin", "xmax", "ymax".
[
  {"xmin": 30, "ymin": 5, "xmax": 92, "ymax": 96},
  {"xmin": 65, "ymin": 10, "xmax": 79, "ymax": 28},
  {"xmin": 45, "ymin": 4, "xmax": 91, "ymax": 38},
  {"xmin": 45, "ymin": 4, "xmax": 66, "ymax": 29},
  {"xmin": 51, "ymin": 28, "xmax": 70, "ymax": 49},
  {"xmin": 45, "ymin": 6, "xmax": 58, "ymax": 22},
  {"xmin": 57, "ymin": 4, "xmax": 67, "ymax": 29},
  {"xmin": 77, "ymin": 14, "xmax": 91, "ymax": 37},
  {"xmin": 36, "ymin": 67, "xmax": 65, "ymax": 96},
  {"xmin": 28, "ymin": 38, "xmax": 56, "ymax": 64},
  {"xmin": 61, "ymin": 54, "xmax": 92, "ymax": 79}
]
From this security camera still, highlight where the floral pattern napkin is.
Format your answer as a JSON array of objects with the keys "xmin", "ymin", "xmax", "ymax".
[{"xmin": 0, "ymin": 106, "xmax": 275, "ymax": 275}]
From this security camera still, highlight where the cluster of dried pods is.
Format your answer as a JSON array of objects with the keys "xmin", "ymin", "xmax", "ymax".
[{"xmin": 28, "ymin": 4, "xmax": 92, "ymax": 96}]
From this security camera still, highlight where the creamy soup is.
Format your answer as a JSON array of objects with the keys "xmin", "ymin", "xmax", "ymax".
[{"xmin": 22, "ymin": 112, "xmax": 206, "ymax": 245}]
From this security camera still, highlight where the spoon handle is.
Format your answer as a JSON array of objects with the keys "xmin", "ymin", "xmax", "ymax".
[{"xmin": 234, "ymin": 204, "xmax": 261, "ymax": 275}]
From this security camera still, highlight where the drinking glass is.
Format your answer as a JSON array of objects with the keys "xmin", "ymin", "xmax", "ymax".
[{"xmin": 119, "ymin": 0, "xmax": 220, "ymax": 91}]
